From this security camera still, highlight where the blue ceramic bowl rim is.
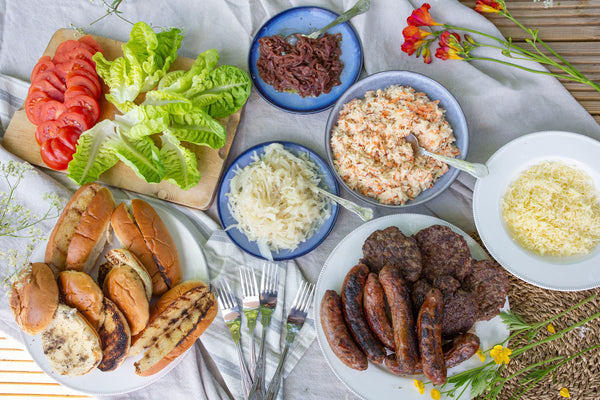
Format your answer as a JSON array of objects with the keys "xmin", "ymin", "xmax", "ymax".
[
  {"xmin": 247, "ymin": 6, "xmax": 364, "ymax": 114},
  {"xmin": 217, "ymin": 140, "xmax": 340, "ymax": 261},
  {"xmin": 324, "ymin": 70, "xmax": 470, "ymax": 209}
]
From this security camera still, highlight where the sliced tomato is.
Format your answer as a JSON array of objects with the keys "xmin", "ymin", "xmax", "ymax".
[
  {"xmin": 32, "ymin": 70, "xmax": 66, "ymax": 92},
  {"xmin": 64, "ymin": 94, "xmax": 100, "ymax": 123},
  {"xmin": 24, "ymin": 90, "xmax": 51, "ymax": 125},
  {"xmin": 54, "ymin": 57, "xmax": 96, "ymax": 81},
  {"xmin": 77, "ymin": 35, "xmax": 103, "ymax": 54},
  {"xmin": 35, "ymin": 120, "xmax": 61, "ymax": 145},
  {"xmin": 31, "ymin": 56, "xmax": 55, "ymax": 82},
  {"xmin": 54, "ymin": 45, "xmax": 96, "ymax": 66},
  {"xmin": 58, "ymin": 107, "xmax": 95, "ymax": 131},
  {"xmin": 65, "ymin": 71, "xmax": 101, "ymax": 99},
  {"xmin": 39, "ymin": 99, "xmax": 66, "ymax": 121},
  {"xmin": 40, "ymin": 126, "xmax": 81, "ymax": 170},
  {"xmin": 54, "ymin": 40, "xmax": 96, "ymax": 62},
  {"xmin": 64, "ymin": 84, "xmax": 95, "ymax": 102},
  {"xmin": 28, "ymin": 80, "xmax": 64, "ymax": 102}
]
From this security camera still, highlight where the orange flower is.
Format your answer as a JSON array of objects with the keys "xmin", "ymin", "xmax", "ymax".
[
  {"xmin": 475, "ymin": 0, "xmax": 504, "ymax": 13},
  {"xmin": 422, "ymin": 45, "xmax": 432, "ymax": 64},
  {"xmin": 407, "ymin": 3, "xmax": 441, "ymax": 27},
  {"xmin": 435, "ymin": 31, "xmax": 464, "ymax": 60},
  {"xmin": 401, "ymin": 26, "xmax": 433, "ymax": 56}
]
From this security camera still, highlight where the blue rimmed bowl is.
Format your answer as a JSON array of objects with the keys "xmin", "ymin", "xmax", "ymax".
[{"xmin": 248, "ymin": 6, "xmax": 363, "ymax": 114}]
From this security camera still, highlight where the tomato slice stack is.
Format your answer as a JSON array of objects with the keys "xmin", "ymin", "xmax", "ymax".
[{"xmin": 25, "ymin": 36, "xmax": 103, "ymax": 170}]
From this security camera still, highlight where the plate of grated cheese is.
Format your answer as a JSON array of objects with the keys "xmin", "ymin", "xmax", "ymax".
[{"xmin": 473, "ymin": 131, "xmax": 600, "ymax": 291}]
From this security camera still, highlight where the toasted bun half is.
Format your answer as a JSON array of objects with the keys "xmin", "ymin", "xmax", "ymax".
[
  {"xmin": 58, "ymin": 270, "xmax": 104, "ymax": 331},
  {"xmin": 103, "ymin": 265, "xmax": 150, "ymax": 336},
  {"xmin": 133, "ymin": 280, "xmax": 217, "ymax": 377},
  {"xmin": 9, "ymin": 263, "xmax": 59, "ymax": 336},
  {"xmin": 111, "ymin": 200, "xmax": 182, "ymax": 295},
  {"xmin": 41, "ymin": 304, "xmax": 102, "ymax": 376},
  {"xmin": 45, "ymin": 183, "xmax": 103, "ymax": 270},
  {"xmin": 97, "ymin": 297, "xmax": 131, "ymax": 372},
  {"xmin": 105, "ymin": 248, "xmax": 152, "ymax": 301},
  {"xmin": 65, "ymin": 187, "xmax": 115, "ymax": 272}
]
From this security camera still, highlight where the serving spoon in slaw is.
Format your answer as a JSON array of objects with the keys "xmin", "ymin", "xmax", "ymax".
[
  {"xmin": 405, "ymin": 133, "xmax": 489, "ymax": 178},
  {"xmin": 311, "ymin": 185, "xmax": 374, "ymax": 221},
  {"xmin": 285, "ymin": 0, "xmax": 371, "ymax": 45}
]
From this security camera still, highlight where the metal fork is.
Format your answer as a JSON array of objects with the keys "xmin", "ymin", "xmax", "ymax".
[
  {"xmin": 239, "ymin": 266, "xmax": 260, "ymax": 377},
  {"xmin": 214, "ymin": 279, "xmax": 253, "ymax": 398},
  {"xmin": 247, "ymin": 262, "xmax": 279, "ymax": 400},
  {"xmin": 264, "ymin": 281, "xmax": 315, "ymax": 400}
]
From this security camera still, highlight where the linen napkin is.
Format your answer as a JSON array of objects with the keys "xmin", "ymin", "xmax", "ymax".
[{"xmin": 0, "ymin": 73, "xmax": 316, "ymax": 400}]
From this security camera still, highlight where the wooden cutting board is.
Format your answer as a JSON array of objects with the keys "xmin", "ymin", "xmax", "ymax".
[{"xmin": 1, "ymin": 28, "xmax": 242, "ymax": 210}]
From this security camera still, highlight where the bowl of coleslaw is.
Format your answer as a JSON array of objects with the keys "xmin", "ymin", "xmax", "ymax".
[
  {"xmin": 324, "ymin": 70, "xmax": 469, "ymax": 208},
  {"xmin": 217, "ymin": 141, "xmax": 340, "ymax": 261}
]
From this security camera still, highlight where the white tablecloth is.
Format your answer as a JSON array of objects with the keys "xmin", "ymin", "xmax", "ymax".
[{"xmin": 1, "ymin": 0, "xmax": 599, "ymax": 399}]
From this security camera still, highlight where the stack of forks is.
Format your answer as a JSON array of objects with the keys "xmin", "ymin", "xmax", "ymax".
[{"xmin": 214, "ymin": 262, "xmax": 315, "ymax": 400}]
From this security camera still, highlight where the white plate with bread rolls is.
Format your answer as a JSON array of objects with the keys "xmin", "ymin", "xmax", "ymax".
[
  {"xmin": 315, "ymin": 214, "xmax": 510, "ymax": 400},
  {"xmin": 14, "ymin": 184, "xmax": 213, "ymax": 395}
]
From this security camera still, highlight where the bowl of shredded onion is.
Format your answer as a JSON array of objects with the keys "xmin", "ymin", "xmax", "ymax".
[{"xmin": 217, "ymin": 141, "xmax": 340, "ymax": 261}]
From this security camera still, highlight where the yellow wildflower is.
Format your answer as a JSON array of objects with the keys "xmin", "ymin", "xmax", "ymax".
[
  {"xmin": 490, "ymin": 345, "xmax": 512, "ymax": 365},
  {"xmin": 414, "ymin": 379, "xmax": 425, "ymax": 395},
  {"xmin": 477, "ymin": 349, "xmax": 486, "ymax": 362},
  {"xmin": 560, "ymin": 387, "xmax": 571, "ymax": 398},
  {"xmin": 431, "ymin": 388, "xmax": 441, "ymax": 400},
  {"xmin": 547, "ymin": 323, "xmax": 556, "ymax": 333}
]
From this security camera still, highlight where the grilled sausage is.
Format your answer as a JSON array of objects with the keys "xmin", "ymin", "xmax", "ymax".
[
  {"xmin": 384, "ymin": 332, "xmax": 481, "ymax": 375},
  {"xmin": 379, "ymin": 265, "xmax": 419, "ymax": 374},
  {"xmin": 363, "ymin": 273, "xmax": 395, "ymax": 350},
  {"xmin": 320, "ymin": 290, "xmax": 368, "ymax": 371},
  {"xmin": 341, "ymin": 264, "xmax": 386, "ymax": 364},
  {"xmin": 417, "ymin": 288, "xmax": 446, "ymax": 385}
]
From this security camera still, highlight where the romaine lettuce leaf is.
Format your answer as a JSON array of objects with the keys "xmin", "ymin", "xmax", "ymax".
[
  {"xmin": 113, "ymin": 104, "xmax": 170, "ymax": 138},
  {"xmin": 168, "ymin": 110, "xmax": 226, "ymax": 148},
  {"xmin": 160, "ymin": 132, "xmax": 201, "ymax": 190},
  {"xmin": 67, "ymin": 120, "xmax": 120, "ymax": 185},
  {"xmin": 112, "ymin": 134, "xmax": 165, "ymax": 183}
]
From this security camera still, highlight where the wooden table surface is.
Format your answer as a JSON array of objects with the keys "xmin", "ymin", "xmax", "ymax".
[{"xmin": 1, "ymin": 1, "xmax": 599, "ymax": 398}]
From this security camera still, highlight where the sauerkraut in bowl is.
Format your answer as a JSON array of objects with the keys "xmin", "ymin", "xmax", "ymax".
[{"xmin": 217, "ymin": 142, "xmax": 340, "ymax": 261}]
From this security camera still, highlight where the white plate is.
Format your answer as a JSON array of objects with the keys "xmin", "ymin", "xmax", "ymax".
[
  {"xmin": 315, "ymin": 214, "xmax": 509, "ymax": 400},
  {"xmin": 21, "ymin": 197, "xmax": 208, "ymax": 395},
  {"xmin": 473, "ymin": 131, "xmax": 600, "ymax": 291}
]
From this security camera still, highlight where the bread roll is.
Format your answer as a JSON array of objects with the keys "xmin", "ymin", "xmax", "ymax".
[
  {"xmin": 41, "ymin": 304, "xmax": 102, "ymax": 376},
  {"xmin": 132, "ymin": 280, "xmax": 217, "ymax": 376},
  {"xmin": 97, "ymin": 297, "xmax": 130, "ymax": 372},
  {"xmin": 58, "ymin": 270, "xmax": 104, "ymax": 331},
  {"xmin": 103, "ymin": 265, "xmax": 149, "ymax": 336},
  {"xmin": 105, "ymin": 248, "xmax": 152, "ymax": 301},
  {"xmin": 9, "ymin": 263, "xmax": 59, "ymax": 335},
  {"xmin": 65, "ymin": 187, "xmax": 115, "ymax": 272},
  {"xmin": 111, "ymin": 200, "xmax": 182, "ymax": 295}
]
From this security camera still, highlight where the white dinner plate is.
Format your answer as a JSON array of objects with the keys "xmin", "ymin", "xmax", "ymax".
[
  {"xmin": 315, "ymin": 214, "xmax": 509, "ymax": 400},
  {"xmin": 21, "ymin": 197, "xmax": 208, "ymax": 395},
  {"xmin": 473, "ymin": 131, "xmax": 600, "ymax": 291}
]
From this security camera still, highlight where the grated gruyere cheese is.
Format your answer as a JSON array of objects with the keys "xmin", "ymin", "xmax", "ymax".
[
  {"xmin": 226, "ymin": 143, "xmax": 331, "ymax": 252},
  {"xmin": 502, "ymin": 161, "xmax": 600, "ymax": 256}
]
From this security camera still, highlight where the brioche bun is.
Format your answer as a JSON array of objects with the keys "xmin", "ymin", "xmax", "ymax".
[
  {"xmin": 58, "ymin": 270, "xmax": 104, "ymax": 331},
  {"xmin": 41, "ymin": 304, "xmax": 102, "ymax": 376},
  {"xmin": 111, "ymin": 200, "xmax": 182, "ymax": 295},
  {"xmin": 9, "ymin": 263, "xmax": 59, "ymax": 336},
  {"xmin": 103, "ymin": 265, "xmax": 150, "ymax": 336},
  {"xmin": 105, "ymin": 248, "xmax": 152, "ymax": 301},
  {"xmin": 45, "ymin": 183, "xmax": 115, "ymax": 272},
  {"xmin": 133, "ymin": 280, "xmax": 217, "ymax": 376}
]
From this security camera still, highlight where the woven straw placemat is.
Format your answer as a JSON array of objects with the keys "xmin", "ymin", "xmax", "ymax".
[{"xmin": 470, "ymin": 232, "xmax": 600, "ymax": 400}]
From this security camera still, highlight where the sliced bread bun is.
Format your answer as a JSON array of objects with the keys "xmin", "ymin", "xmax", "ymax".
[
  {"xmin": 9, "ymin": 263, "xmax": 59, "ymax": 335},
  {"xmin": 133, "ymin": 280, "xmax": 217, "ymax": 376},
  {"xmin": 41, "ymin": 304, "xmax": 102, "ymax": 376},
  {"xmin": 103, "ymin": 265, "xmax": 150, "ymax": 336},
  {"xmin": 111, "ymin": 200, "xmax": 181, "ymax": 295},
  {"xmin": 57, "ymin": 270, "xmax": 104, "ymax": 331},
  {"xmin": 97, "ymin": 297, "xmax": 131, "ymax": 372},
  {"xmin": 45, "ymin": 183, "xmax": 102, "ymax": 270},
  {"xmin": 65, "ymin": 187, "xmax": 115, "ymax": 272},
  {"xmin": 105, "ymin": 248, "xmax": 152, "ymax": 301}
]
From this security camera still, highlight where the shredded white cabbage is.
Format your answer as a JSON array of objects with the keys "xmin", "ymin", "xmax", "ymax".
[
  {"xmin": 502, "ymin": 161, "xmax": 600, "ymax": 256},
  {"xmin": 226, "ymin": 143, "xmax": 332, "ymax": 252}
]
